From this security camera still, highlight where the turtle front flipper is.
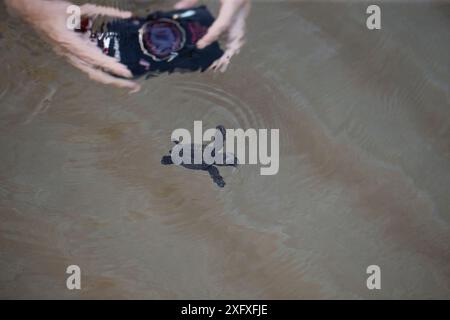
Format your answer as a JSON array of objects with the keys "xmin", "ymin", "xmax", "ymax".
[
  {"xmin": 161, "ymin": 155, "xmax": 173, "ymax": 165},
  {"xmin": 207, "ymin": 165, "xmax": 225, "ymax": 188}
]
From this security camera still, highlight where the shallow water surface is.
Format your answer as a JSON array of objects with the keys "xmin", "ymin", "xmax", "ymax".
[{"xmin": 0, "ymin": 1, "xmax": 449, "ymax": 299}]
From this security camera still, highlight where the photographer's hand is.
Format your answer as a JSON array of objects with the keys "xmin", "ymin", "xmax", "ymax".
[
  {"xmin": 5, "ymin": 0, "xmax": 140, "ymax": 92},
  {"xmin": 175, "ymin": 0, "xmax": 251, "ymax": 72}
]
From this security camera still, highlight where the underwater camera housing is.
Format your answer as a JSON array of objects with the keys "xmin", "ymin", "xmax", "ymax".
[{"xmin": 93, "ymin": 6, "xmax": 224, "ymax": 77}]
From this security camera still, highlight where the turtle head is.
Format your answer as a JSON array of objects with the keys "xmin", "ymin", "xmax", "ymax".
[{"xmin": 216, "ymin": 125, "xmax": 226, "ymax": 141}]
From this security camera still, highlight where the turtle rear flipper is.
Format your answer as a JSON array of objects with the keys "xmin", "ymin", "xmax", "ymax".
[{"xmin": 207, "ymin": 166, "xmax": 225, "ymax": 188}]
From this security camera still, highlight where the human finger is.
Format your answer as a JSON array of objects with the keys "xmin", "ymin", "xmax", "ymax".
[
  {"xmin": 80, "ymin": 4, "xmax": 132, "ymax": 19},
  {"xmin": 174, "ymin": 0, "xmax": 200, "ymax": 10},
  {"xmin": 66, "ymin": 53, "xmax": 141, "ymax": 92},
  {"xmin": 57, "ymin": 33, "xmax": 133, "ymax": 78},
  {"xmin": 196, "ymin": 0, "xmax": 246, "ymax": 49}
]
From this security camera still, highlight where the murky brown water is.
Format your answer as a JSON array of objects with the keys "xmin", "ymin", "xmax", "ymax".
[{"xmin": 1, "ymin": 0, "xmax": 449, "ymax": 299}]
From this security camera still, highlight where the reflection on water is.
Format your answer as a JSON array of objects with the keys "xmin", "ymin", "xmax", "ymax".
[{"xmin": 0, "ymin": 1, "xmax": 449, "ymax": 299}]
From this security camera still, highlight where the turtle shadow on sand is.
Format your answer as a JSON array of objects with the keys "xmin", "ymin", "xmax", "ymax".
[{"xmin": 161, "ymin": 125, "xmax": 238, "ymax": 188}]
